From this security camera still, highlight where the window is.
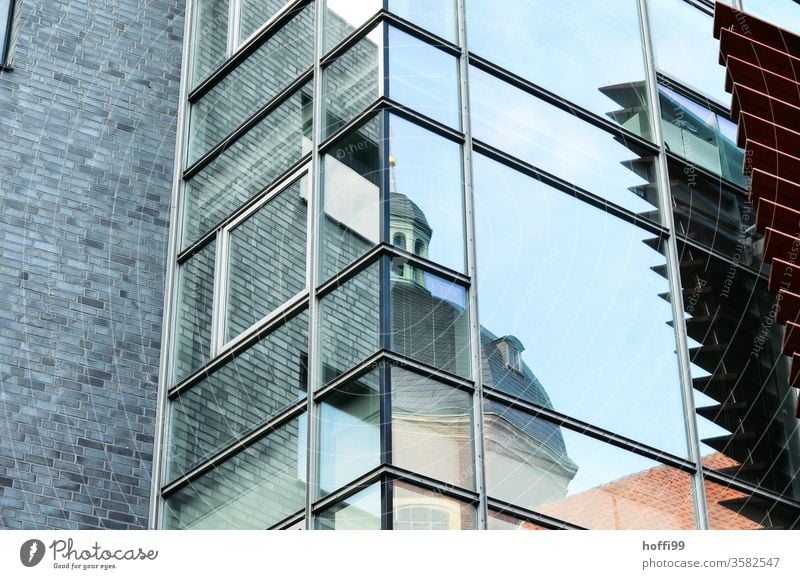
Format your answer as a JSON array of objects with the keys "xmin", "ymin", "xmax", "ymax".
[
  {"xmin": 393, "ymin": 232, "xmax": 407, "ymax": 249},
  {"xmin": 0, "ymin": 0, "xmax": 14, "ymax": 67}
]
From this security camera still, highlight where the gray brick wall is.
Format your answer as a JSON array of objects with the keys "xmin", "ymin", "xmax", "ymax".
[{"xmin": 0, "ymin": 0, "xmax": 183, "ymax": 529}]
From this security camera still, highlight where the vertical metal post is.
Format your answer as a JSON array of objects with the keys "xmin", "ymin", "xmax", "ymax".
[
  {"xmin": 456, "ymin": 0, "xmax": 488, "ymax": 530},
  {"xmin": 148, "ymin": 0, "xmax": 196, "ymax": 529},
  {"xmin": 639, "ymin": 0, "xmax": 709, "ymax": 529},
  {"xmin": 304, "ymin": 0, "xmax": 325, "ymax": 531}
]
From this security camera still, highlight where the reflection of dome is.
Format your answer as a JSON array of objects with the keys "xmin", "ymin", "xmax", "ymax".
[
  {"xmin": 389, "ymin": 191, "xmax": 432, "ymax": 236},
  {"xmin": 481, "ymin": 329, "xmax": 570, "ymax": 459}
]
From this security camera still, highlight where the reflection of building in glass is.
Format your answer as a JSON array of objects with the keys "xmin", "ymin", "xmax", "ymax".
[{"xmin": 3, "ymin": 0, "xmax": 800, "ymax": 531}]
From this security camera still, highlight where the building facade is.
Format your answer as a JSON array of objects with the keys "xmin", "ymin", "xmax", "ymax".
[{"xmin": 2, "ymin": 0, "xmax": 800, "ymax": 531}]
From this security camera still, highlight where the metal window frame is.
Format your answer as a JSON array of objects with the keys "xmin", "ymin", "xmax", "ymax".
[
  {"xmin": 640, "ymin": 0, "xmax": 709, "ymax": 529},
  {"xmin": 159, "ymin": 0, "xmax": 800, "ymax": 531},
  {"xmin": 0, "ymin": 0, "xmax": 14, "ymax": 68}
]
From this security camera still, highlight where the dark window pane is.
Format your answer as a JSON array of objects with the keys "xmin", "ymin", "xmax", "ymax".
[
  {"xmin": 183, "ymin": 82, "xmax": 312, "ymax": 249},
  {"xmin": 474, "ymin": 155, "xmax": 687, "ymax": 456},
  {"xmin": 164, "ymin": 415, "xmax": 306, "ymax": 529},
  {"xmin": 173, "ymin": 241, "xmax": 216, "ymax": 384},
  {"xmin": 393, "ymin": 481, "xmax": 474, "ymax": 530},
  {"xmin": 320, "ymin": 116, "xmax": 382, "ymax": 281},
  {"xmin": 319, "ymin": 371, "xmax": 381, "ymax": 496},
  {"xmin": 319, "ymin": 263, "xmax": 381, "ymax": 383},
  {"xmin": 192, "ymin": 0, "xmax": 229, "ymax": 86},
  {"xmin": 226, "ymin": 176, "xmax": 308, "ymax": 340},
  {"xmin": 390, "ymin": 262, "xmax": 471, "ymax": 378},
  {"xmin": 391, "ymin": 368, "xmax": 473, "ymax": 489},
  {"xmin": 389, "ymin": 0, "xmax": 456, "ymax": 42},
  {"xmin": 316, "ymin": 484, "xmax": 382, "ymax": 529},
  {"xmin": 667, "ymin": 156, "xmax": 760, "ymax": 266},
  {"xmin": 676, "ymin": 242, "xmax": 800, "ymax": 500},
  {"xmin": 239, "ymin": 0, "xmax": 289, "ymax": 42},
  {"xmin": 388, "ymin": 115, "xmax": 464, "ymax": 272},
  {"xmin": 466, "ymin": 0, "xmax": 651, "ymax": 140},
  {"xmin": 323, "ymin": 0, "xmax": 381, "ymax": 54},
  {"xmin": 470, "ymin": 68, "xmax": 659, "ymax": 218},
  {"xmin": 705, "ymin": 479, "xmax": 800, "ymax": 529},
  {"xmin": 387, "ymin": 27, "xmax": 460, "ymax": 129},
  {"xmin": 322, "ymin": 29, "xmax": 380, "ymax": 139},
  {"xmin": 167, "ymin": 311, "xmax": 308, "ymax": 479},
  {"xmin": 189, "ymin": 5, "xmax": 314, "ymax": 163},
  {"xmin": 650, "ymin": 0, "xmax": 728, "ymax": 105},
  {"xmin": 484, "ymin": 401, "xmax": 697, "ymax": 529}
]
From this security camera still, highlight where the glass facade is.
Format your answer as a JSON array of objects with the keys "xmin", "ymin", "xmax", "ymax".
[{"xmin": 157, "ymin": 0, "xmax": 800, "ymax": 530}]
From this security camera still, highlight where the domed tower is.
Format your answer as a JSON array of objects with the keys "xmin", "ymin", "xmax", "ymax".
[{"xmin": 388, "ymin": 154, "xmax": 432, "ymax": 285}]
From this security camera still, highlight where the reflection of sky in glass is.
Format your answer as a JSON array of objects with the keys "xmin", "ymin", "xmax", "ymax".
[
  {"xmin": 466, "ymin": 0, "xmax": 650, "ymax": 138},
  {"xmin": 423, "ymin": 272, "xmax": 466, "ymax": 309},
  {"xmin": 744, "ymin": 0, "xmax": 800, "ymax": 36},
  {"xmin": 389, "ymin": 115, "xmax": 464, "ymax": 272},
  {"xmin": 390, "ymin": 0, "xmax": 457, "ymax": 42},
  {"xmin": 470, "ymin": 67, "xmax": 657, "ymax": 216},
  {"xmin": 474, "ymin": 154, "xmax": 687, "ymax": 457},
  {"xmin": 660, "ymin": 85, "xmax": 716, "ymax": 127},
  {"xmin": 318, "ymin": 483, "xmax": 381, "ymax": 529},
  {"xmin": 324, "ymin": 0, "xmax": 381, "ymax": 52},
  {"xmin": 319, "ymin": 380, "xmax": 380, "ymax": 495},
  {"xmin": 650, "ymin": 0, "xmax": 729, "ymax": 106},
  {"xmin": 388, "ymin": 27, "xmax": 461, "ymax": 129}
]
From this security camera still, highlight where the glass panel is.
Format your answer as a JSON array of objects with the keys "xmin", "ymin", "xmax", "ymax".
[
  {"xmin": 164, "ymin": 415, "xmax": 306, "ymax": 529},
  {"xmin": 388, "ymin": 115, "xmax": 464, "ymax": 272},
  {"xmin": 667, "ymin": 157, "xmax": 761, "ymax": 267},
  {"xmin": 705, "ymin": 479, "xmax": 800, "ymax": 529},
  {"xmin": 192, "ymin": 0, "xmax": 229, "ymax": 86},
  {"xmin": 320, "ymin": 116, "xmax": 382, "ymax": 281},
  {"xmin": 744, "ymin": 0, "xmax": 800, "ymax": 35},
  {"xmin": 484, "ymin": 401, "xmax": 697, "ymax": 529},
  {"xmin": 659, "ymin": 85, "xmax": 747, "ymax": 187},
  {"xmin": 649, "ymin": 0, "xmax": 729, "ymax": 105},
  {"xmin": 322, "ymin": 27, "xmax": 380, "ymax": 139},
  {"xmin": 466, "ymin": 0, "xmax": 651, "ymax": 140},
  {"xmin": 225, "ymin": 177, "xmax": 308, "ymax": 340},
  {"xmin": 167, "ymin": 311, "xmax": 308, "ymax": 479},
  {"xmin": 393, "ymin": 481, "xmax": 474, "ymax": 529},
  {"xmin": 469, "ymin": 67, "xmax": 659, "ymax": 218},
  {"xmin": 391, "ymin": 261, "xmax": 470, "ymax": 378},
  {"xmin": 323, "ymin": 0, "xmax": 382, "ymax": 54},
  {"xmin": 389, "ymin": 0, "xmax": 456, "ymax": 42},
  {"xmin": 316, "ymin": 484, "xmax": 382, "ymax": 529},
  {"xmin": 474, "ymin": 155, "xmax": 687, "ymax": 456},
  {"xmin": 488, "ymin": 510, "xmax": 550, "ymax": 530},
  {"xmin": 319, "ymin": 263, "xmax": 381, "ymax": 384},
  {"xmin": 0, "ymin": 0, "xmax": 11, "ymax": 61},
  {"xmin": 189, "ymin": 5, "xmax": 314, "ymax": 164},
  {"xmin": 239, "ymin": 0, "xmax": 288, "ymax": 42},
  {"xmin": 173, "ymin": 241, "xmax": 216, "ymax": 384},
  {"xmin": 319, "ymin": 371, "xmax": 381, "ymax": 496},
  {"xmin": 676, "ymin": 242, "xmax": 800, "ymax": 500},
  {"xmin": 387, "ymin": 27, "xmax": 460, "ymax": 129},
  {"xmin": 391, "ymin": 368, "xmax": 473, "ymax": 489},
  {"xmin": 183, "ymin": 82, "xmax": 312, "ymax": 248}
]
